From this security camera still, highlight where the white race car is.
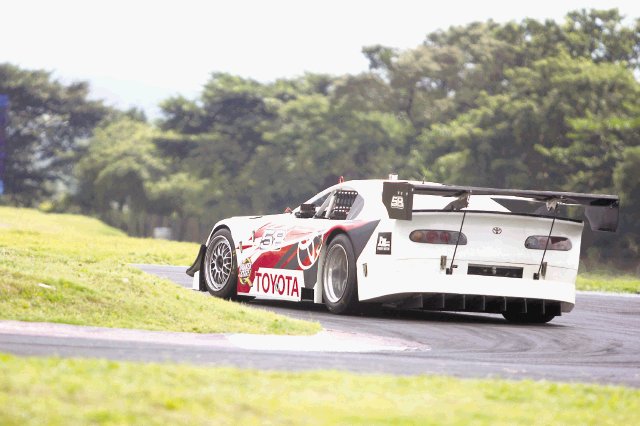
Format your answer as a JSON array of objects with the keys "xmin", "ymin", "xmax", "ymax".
[{"xmin": 186, "ymin": 178, "xmax": 619, "ymax": 323}]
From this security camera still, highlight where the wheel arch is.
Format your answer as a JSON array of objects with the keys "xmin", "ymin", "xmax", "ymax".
[
  {"xmin": 314, "ymin": 227, "xmax": 352, "ymax": 304},
  {"xmin": 205, "ymin": 224, "xmax": 232, "ymax": 246},
  {"xmin": 313, "ymin": 221, "xmax": 380, "ymax": 304}
]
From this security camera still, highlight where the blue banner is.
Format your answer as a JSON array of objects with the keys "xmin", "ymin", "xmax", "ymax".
[{"xmin": 0, "ymin": 94, "xmax": 8, "ymax": 195}]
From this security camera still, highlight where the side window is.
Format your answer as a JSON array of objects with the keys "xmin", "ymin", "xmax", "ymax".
[
  {"xmin": 301, "ymin": 188, "xmax": 359, "ymax": 220},
  {"xmin": 310, "ymin": 192, "xmax": 330, "ymax": 207},
  {"xmin": 296, "ymin": 191, "xmax": 331, "ymax": 219},
  {"xmin": 313, "ymin": 192, "xmax": 335, "ymax": 219}
]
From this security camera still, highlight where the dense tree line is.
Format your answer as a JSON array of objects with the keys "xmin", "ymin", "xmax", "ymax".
[
  {"xmin": 1, "ymin": 9, "xmax": 639, "ymax": 268},
  {"xmin": 0, "ymin": 64, "xmax": 108, "ymax": 203}
]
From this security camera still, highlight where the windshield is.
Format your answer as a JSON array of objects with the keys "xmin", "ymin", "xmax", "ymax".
[{"xmin": 296, "ymin": 186, "xmax": 363, "ymax": 220}]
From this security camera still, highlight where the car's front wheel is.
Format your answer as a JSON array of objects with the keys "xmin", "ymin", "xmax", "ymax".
[
  {"xmin": 322, "ymin": 234, "xmax": 359, "ymax": 314},
  {"xmin": 204, "ymin": 229, "xmax": 238, "ymax": 299}
]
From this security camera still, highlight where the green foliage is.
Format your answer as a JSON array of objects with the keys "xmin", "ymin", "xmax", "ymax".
[
  {"xmin": 577, "ymin": 273, "xmax": 640, "ymax": 293},
  {"xmin": 613, "ymin": 146, "xmax": 640, "ymax": 257},
  {"xmin": 74, "ymin": 118, "xmax": 165, "ymax": 234},
  {"xmin": 76, "ymin": 118, "xmax": 163, "ymax": 211},
  {"xmin": 0, "ymin": 63, "xmax": 109, "ymax": 205},
  {"xmin": 417, "ymin": 53, "xmax": 640, "ymax": 191}
]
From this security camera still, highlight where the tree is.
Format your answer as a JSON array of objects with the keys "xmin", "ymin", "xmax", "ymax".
[
  {"xmin": 614, "ymin": 146, "xmax": 640, "ymax": 264},
  {"xmin": 415, "ymin": 52, "xmax": 640, "ymax": 190},
  {"xmin": 0, "ymin": 63, "xmax": 108, "ymax": 205},
  {"xmin": 75, "ymin": 118, "xmax": 164, "ymax": 234},
  {"xmin": 562, "ymin": 9, "xmax": 640, "ymax": 67}
]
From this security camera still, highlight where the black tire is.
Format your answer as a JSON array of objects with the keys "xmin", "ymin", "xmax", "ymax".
[
  {"xmin": 322, "ymin": 234, "xmax": 359, "ymax": 314},
  {"xmin": 502, "ymin": 310, "xmax": 556, "ymax": 324},
  {"xmin": 203, "ymin": 229, "xmax": 238, "ymax": 299}
]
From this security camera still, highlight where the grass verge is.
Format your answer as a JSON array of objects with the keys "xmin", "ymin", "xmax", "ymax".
[
  {"xmin": 0, "ymin": 207, "xmax": 319, "ymax": 334},
  {"xmin": 0, "ymin": 353, "xmax": 638, "ymax": 425},
  {"xmin": 577, "ymin": 273, "xmax": 640, "ymax": 294}
]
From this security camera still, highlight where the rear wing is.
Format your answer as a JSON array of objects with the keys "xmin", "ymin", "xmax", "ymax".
[{"xmin": 382, "ymin": 181, "xmax": 620, "ymax": 232}]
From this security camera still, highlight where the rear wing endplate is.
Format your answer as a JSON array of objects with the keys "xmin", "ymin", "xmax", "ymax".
[{"xmin": 382, "ymin": 181, "xmax": 620, "ymax": 232}]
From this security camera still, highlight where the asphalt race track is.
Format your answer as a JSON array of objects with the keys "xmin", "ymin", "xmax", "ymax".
[{"xmin": 1, "ymin": 264, "xmax": 639, "ymax": 387}]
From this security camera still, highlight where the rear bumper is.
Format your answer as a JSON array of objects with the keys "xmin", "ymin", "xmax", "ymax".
[{"xmin": 358, "ymin": 258, "xmax": 576, "ymax": 310}]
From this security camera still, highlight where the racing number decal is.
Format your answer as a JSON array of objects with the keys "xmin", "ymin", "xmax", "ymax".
[
  {"xmin": 260, "ymin": 229, "xmax": 287, "ymax": 251},
  {"xmin": 390, "ymin": 195, "xmax": 404, "ymax": 209}
]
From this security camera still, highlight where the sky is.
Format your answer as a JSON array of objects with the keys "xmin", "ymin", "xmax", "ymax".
[{"xmin": 1, "ymin": 0, "xmax": 639, "ymax": 119}]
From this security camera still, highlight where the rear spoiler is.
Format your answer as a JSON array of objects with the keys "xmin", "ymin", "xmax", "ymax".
[{"xmin": 382, "ymin": 181, "xmax": 620, "ymax": 232}]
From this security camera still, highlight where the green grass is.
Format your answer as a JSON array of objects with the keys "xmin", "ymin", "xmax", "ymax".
[
  {"xmin": 0, "ymin": 353, "xmax": 638, "ymax": 425},
  {"xmin": 0, "ymin": 207, "xmax": 319, "ymax": 334},
  {"xmin": 577, "ymin": 273, "xmax": 640, "ymax": 294}
]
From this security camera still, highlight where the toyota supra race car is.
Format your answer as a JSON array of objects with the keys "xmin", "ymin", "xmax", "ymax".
[{"xmin": 186, "ymin": 177, "xmax": 619, "ymax": 323}]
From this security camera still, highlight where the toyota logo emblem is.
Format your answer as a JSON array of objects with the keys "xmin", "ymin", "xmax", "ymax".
[
  {"xmin": 492, "ymin": 227, "xmax": 502, "ymax": 235},
  {"xmin": 297, "ymin": 233, "xmax": 323, "ymax": 270}
]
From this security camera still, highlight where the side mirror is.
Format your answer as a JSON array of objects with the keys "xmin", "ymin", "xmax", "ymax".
[{"xmin": 295, "ymin": 203, "xmax": 316, "ymax": 218}]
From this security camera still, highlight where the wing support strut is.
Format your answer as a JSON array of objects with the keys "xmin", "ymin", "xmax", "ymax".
[
  {"xmin": 446, "ymin": 211, "xmax": 467, "ymax": 275},
  {"xmin": 534, "ymin": 200, "xmax": 559, "ymax": 280}
]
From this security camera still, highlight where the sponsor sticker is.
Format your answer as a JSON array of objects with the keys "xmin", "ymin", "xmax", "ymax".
[
  {"xmin": 251, "ymin": 267, "xmax": 303, "ymax": 301},
  {"xmin": 238, "ymin": 258, "xmax": 252, "ymax": 286},
  {"xmin": 390, "ymin": 195, "xmax": 404, "ymax": 209},
  {"xmin": 376, "ymin": 232, "xmax": 392, "ymax": 255}
]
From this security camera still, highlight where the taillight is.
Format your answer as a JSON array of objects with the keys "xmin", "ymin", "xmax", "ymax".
[
  {"xmin": 525, "ymin": 236, "xmax": 572, "ymax": 251},
  {"xmin": 410, "ymin": 230, "xmax": 467, "ymax": 245}
]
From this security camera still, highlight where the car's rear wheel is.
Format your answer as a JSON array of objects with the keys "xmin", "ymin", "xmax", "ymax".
[
  {"xmin": 204, "ymin": 229, "xmax": 237, "ymax": 299},
  {"xmin": 322, "ymin": 234, "xmax": 358, "ymax": 314},
  {"xmin": 502, "ymin": 310, "xmax": 556, "ymax": 324}
]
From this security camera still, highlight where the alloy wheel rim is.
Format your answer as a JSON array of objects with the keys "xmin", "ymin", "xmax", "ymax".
[{"xmin": 324, "ymin": 245, "xmax": 348, "ymax": 303}]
